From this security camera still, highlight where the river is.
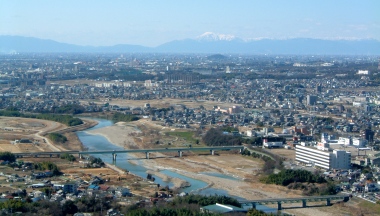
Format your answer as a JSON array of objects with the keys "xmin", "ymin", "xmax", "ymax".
[{"xmin": 76, "ymin": 118, "xmax": 232, "ymax": 196}]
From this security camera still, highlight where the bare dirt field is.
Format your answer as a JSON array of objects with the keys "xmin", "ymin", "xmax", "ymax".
[
  {"xmin": 268, "ymin": 148, "xmax": 296, "ymax": 160},
  {"xmin": 0, "ymin": 117, "xmax": 66, "ymax": 153},
  {"xmin": 0, "ymin": 117, "xmax": 98, "ymax": 152}
]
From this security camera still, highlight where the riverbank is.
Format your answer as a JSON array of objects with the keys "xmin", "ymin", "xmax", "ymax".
[{"xmin": 51, "ymin": 118, "xmax": 99, "ymax": 151}]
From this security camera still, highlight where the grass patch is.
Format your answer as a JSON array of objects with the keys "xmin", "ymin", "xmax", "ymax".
[
  {"xmin": 358, "ymin": 199, "xmax": 380, "ymax": 213},
  {"xmin": 166, "ymin": 131, "xmax": 197, "ymax": 144}
]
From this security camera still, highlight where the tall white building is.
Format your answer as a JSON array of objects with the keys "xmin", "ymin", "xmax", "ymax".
[{"xmin": 296, "ymin": 145, "xmax": 351, "ymax": 170}]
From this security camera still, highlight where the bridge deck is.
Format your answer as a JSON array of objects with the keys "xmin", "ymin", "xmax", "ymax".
[
  {"xmin": 13, "ymin": 146, "xmax": 244, "ymax": 156},
  {"xmin": 240, "ymin": 195, "xmax": 349, "ymax": 204}
]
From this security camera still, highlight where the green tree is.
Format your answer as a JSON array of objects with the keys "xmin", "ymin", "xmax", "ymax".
[
  {"xmin": 62, "ymin": 200, "xmax": 78, "ymax": 215},
  {"xmin": 48, "ymin": 133, "xmax": 68, "ymax": 143},
  {"xmin": 247, "ymin": 208, "xmax": 275, "ymax": 216},
  {"xmin": 0, "ymin": 152, "xmax": 16, "ymax": 162},
  {"xmin": 33, "ymin": 162, "xmax": 61, "ymax": 175},
  {"xmin": 112, "ymin": 112, "xmax": 139, "ymax": 122},
  {"xmin": 60, "ymin": 153, "xmax": 76, "ymax": 162}
]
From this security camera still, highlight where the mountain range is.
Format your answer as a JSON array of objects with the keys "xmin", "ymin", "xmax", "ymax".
[{"xmin": 1, "ymin": 33, "xmax": 380, "ymax": 55}]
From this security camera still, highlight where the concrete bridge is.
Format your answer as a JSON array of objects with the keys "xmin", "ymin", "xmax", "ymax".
[
  {"xmin": 240, "ymin": 194, "xmax": 350, "ymax": 210},
  {"xmin": 13, "ymin": 146, "xmax": 245, "ymax": 161}
]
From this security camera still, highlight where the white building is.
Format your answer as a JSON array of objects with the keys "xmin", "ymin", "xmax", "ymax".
[
  {"xmin": 144, "ymin": 80, "xmax": 159, "ymax": 87},
  {"xmin": 338, "ymin": 137, "xmax": 351, "ymax": 146},
  {"xmin": 246, "ymin": 130, "xmax": 256, "ymax": 137},
  {"xmin": 263, "ymin": 138, "xmax": 283, "ymax": 148},
  {"xmin": 296, "ymin": 145, "xmax": 351, "ymax": 170},
  {"xmin": 357, "ymin": 70, "xmax": 370, "ymax": 75},
  {"xmin": 352, "ymin": 138, "xmax": 367, "ymax": 147}
]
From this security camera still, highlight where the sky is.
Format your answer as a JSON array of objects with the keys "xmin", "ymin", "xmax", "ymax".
[{"xmin": 0, "ymin": 0, "xmax": 379, "ymax": 47}]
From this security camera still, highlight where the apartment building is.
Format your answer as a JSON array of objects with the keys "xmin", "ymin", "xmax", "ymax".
[{"xmin": 296, "ymin": 145, "xmax": 351, "ymax": 170}]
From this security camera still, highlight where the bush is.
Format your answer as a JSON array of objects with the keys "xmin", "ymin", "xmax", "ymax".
[
  {"xmin": 112, "ymin": 112, "xmax": 139, "ymax": 122},
  {"xmin": 34, "ymin": 162, "xmax": 60, "ymax": 175},
  {"xmin": 88, "ymin": 156, "xmax": 104, "ymax": 166},
  {"xmin": 60, "ymin": 153, "xmax": 76, "ymax": 162},
  {"xmin": 48, "ymin": 133, "xmax": 67, "ymax": 143}
]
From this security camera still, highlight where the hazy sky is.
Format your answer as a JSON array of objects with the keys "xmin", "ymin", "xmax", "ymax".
[{"xmin": 1, "ymin": 0, "xmax": 379, "ymax": 47}]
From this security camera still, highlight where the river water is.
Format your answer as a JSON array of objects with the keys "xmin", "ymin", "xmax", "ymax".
[{"xmin": 76, "ymin": 118, "xmax": 232, "ymax": 195}]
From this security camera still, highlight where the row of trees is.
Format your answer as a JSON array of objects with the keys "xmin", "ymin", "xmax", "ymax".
[
  {"xmin": 47, "ymin": 133, "xmax": 68, "ymax": 143},
  {"xmin": 112, "ymin": 112, "xmax": 139, "ymax": 122},
  {"xmin": 0, "ymin": 110, "xmax": 83, "ymax": 126},
  {"xmin": 260, "ymin": 169, "xmax": 326, "ymax": 186},
  {"xmin": 60, "ymin": 153, "xmax": 76, "ymax": 162}
]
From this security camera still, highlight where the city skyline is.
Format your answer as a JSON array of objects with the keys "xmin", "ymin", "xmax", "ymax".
[{"xmin": 1, "ymin": 0, "xmax": 379, "ymax": 47}]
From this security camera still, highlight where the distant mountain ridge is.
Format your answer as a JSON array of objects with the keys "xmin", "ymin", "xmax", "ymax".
[{"xmin": 1, "ymin": 35, "xmax": 380, "ymax": 55}]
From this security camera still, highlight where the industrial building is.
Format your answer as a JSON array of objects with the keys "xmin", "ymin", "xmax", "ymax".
[{"xmin": 296, "ymin": 145, "xmax": 351, "ymax": 170}]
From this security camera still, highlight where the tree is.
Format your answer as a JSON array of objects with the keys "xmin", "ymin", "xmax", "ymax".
[
  {"xmin": 256, "ymin": 121, "xmax": 264, "ymax": 127},
  {"xmin": 33, "ymin": 162, "xmax": 61, "ymax": 175},
  {"xmin": 62, "ymin": 200, "xmax": 78, "ymax": 215},
  {"xmin": 0, "ymin": 152, "xmax": 16, "ymax": 162},
  {"xmin": 202, "ymin": 128, "xmax": 242, "ymax": 146},
  {"xmin": 48, "ymin": 133, "xmax": 68, "ymax": 143},
  {"xmin": 247, "ymin": 208, "xmax": 275, "ymax": 216},
  {"xmin": 60, "ymin": 153, "xmax": 76, "ymax": 161}
]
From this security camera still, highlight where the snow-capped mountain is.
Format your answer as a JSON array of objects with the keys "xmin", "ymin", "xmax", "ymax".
[{"xmin": 196, "ymin": 32, "xmax": 238, "ymax": 41}]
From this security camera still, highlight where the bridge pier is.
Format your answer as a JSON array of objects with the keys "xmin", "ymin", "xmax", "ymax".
[
  {"xmin": 146, "ymin": 152, "xmax": 150, "ymax": 159},
  {"xmin": 49, "ymin": 154, "xmax": 52, "ymax": 158},
  {"xmin": 277, "ymin": 201, "xmax": 282, "ymax": 210},
  {"xmin": 239, "ymin": 148, "xmax": 244, "ymax": 153},
  {"xmin": 178, "ymin": 151, "xmax": 183, "ymax": 157},
  {"xmin": 251, "ymin": 202, "xmax": 257, "ymax": 209},
  {"xmin": 79, "ymin": 154, "xmax": 83, "ymax": 159},
  {"xmin": 326, "ymin": 198, "xmax": 331, "ymax": 206},
  {"xmin": 302, "ymin": 200, "xmax": 307, "ymax": 208},
  {"xmin": 57, "ymin": 154, "xmax": 60, "ymax": 158},
  {"xmin": 210, "ymin": 150, "xmax": 215, "ymax": 155},
  {"xmin": 112, "ymin": 153, "xmax": 117, "ymax": 161}
]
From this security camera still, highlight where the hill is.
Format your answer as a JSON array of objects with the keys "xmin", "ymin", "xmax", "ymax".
[{"xmin": 1, "ymin": 35, "xmax": 380, "ymax": 55}]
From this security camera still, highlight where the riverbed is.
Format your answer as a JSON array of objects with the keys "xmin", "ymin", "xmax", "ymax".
[{"xmin": 76, "ymin": 118, "xmax": 235, "ymax": 195}]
